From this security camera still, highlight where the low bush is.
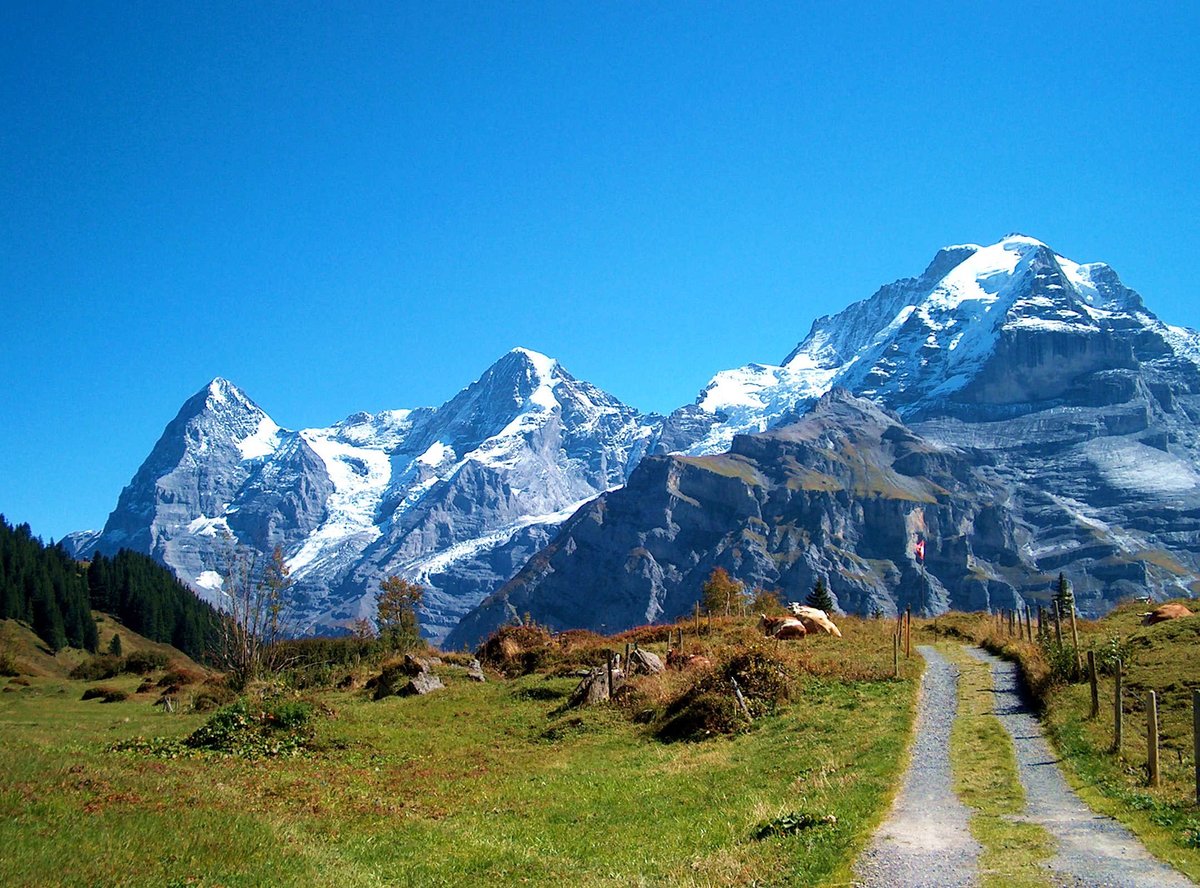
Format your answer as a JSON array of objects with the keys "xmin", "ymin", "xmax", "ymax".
[
  {"xmin": 184, "ymin": 698, "xmax": 316, "ymax": 757},
  {"xmin": 653, "ymin": 645, "xmax": 794, "ymax": 741},
  {"xmin": 190, "ymin": 680, "xmax": 238, "ymax": 712},
  {"xmin": 0, "ymin": 650, "xmax": 18, "ymax": 677},
  {"xmin": 656, "ymin": 688, "xmax": 747, "ymax": 741},
  {"xmin": 157, "ymin": 667, "xmax": 204, "ymax": 688},
  {"xmin": 477, "ymin": 624, "xmax": 559, "ymax": 677},
  {"xmin": 69, "ymin": 655, "xmax": 123, "ymax": 681},
  {"xmin": 81, "ymin": 686, "xmax": 128, "ymax": 703},
  {"xmin": 122, "ymin": 650, "xmax": 170, "ymax": 674}
]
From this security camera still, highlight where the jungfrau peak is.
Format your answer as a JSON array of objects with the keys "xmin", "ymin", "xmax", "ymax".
[
  {"xmin": 453, "ymin": 234, "xmax": 1200, "ymax": 642},
  {"xmin": 668, "ymin": 234, "xmax": 1198, "ymax": 453}
]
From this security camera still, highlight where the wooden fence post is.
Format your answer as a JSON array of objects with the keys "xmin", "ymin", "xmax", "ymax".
[
  {"xmin": 1069, "ymin": 603, "xmax": 1083, "ymax": 675},
  {"xmin": 1037, "ymin": 605, "xmax": 1043, "ymax": 640},
  {"xmin": 1147, "ymin": 690, "xmax": 1160, "ymax": 787},
  {"xmin": 1112, "ymin": 659, "xmax": 1123, "ymax": 754},
  {"xmin": 1087, "ymin": 650, "xmax": 1099, "ymax": 719},
  {"xmin": 1053, "ymin": 600, "xmax": 1063, "ymax": 645},
  {"xmin": 905, "ymin": 606, "xmax": 912, "ymax": 658},
  {"xmin": 606, "ymin": 650, "xmax": 615, "ymax": 701},
  {"xmin": 893, "ymin": 632, "xmax": 899, "ymax": 678},
  {"xmin": 1193, "ymin": 689, "xmax": 1199, "ymax": 805},
  {"xmin": 694, "ymin": 602, "xmax": 700, "ymax": 634}
]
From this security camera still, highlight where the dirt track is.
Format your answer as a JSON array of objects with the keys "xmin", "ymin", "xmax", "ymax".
[{"xmin": 854, "ymin": 645, "xmax": 981, "ymax": 887}]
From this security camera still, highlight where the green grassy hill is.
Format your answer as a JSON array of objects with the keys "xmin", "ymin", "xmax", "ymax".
[
  {"xmin": 0, "ymin": 612, "xmax": 206, "ymax": 680},
  {"xmin": 0, "ymin": 614, "xmax": 918, "ymax": 887}
]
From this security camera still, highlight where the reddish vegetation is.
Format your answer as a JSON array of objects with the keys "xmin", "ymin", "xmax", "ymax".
[{"xmin": 665, "ymin": 650, "xmax": 713, "ymax": 671}]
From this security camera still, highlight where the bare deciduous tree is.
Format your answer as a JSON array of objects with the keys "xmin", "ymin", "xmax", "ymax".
[{"xmin": 218, "ymin": 545, "xmax": 294, "ymax": 687}]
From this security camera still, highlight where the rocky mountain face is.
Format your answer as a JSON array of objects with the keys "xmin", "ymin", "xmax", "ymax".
[
  {"xmin": 451, "ymin": 235, "xmax": 1200, "ymax": 643},
  {"xmin": 73, "ymin": 234, "xmax": 1200, "ymax": 644},
  {"xmin": 448, "ymin": 389, "xmax": 1034, "ymax": 647},
  {"xmin": 74, "ymin": 350, "xmax": 660, "ymax": 643}
]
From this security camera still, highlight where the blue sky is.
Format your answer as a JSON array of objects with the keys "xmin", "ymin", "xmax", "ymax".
[{"xmin": 2, "ymin": 1, "xmax": 1199, "ymax": 541}]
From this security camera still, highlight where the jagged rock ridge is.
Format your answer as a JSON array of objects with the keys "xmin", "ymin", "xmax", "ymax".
[{"xmin": 74, "ymin": 350, "xmax": 661, "ymax": 643}]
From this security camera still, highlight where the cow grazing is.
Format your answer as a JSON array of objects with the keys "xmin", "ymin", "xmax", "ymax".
[
  {"xmin": 759, "ymin": 614, "xmax": 808, "ymax": 640},
  {"xmin": 1140, "ymin": 603, "xmax": 1194, "ymax": 626},
  {"xmin": 787, "ymin": 604, "xmax": 843, "ymax": 638}
]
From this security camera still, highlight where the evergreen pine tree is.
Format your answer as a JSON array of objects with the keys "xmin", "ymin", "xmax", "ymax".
[
  {"xmin": 806, "ymin": 577, "xmax": 835, "ymax": 613},
  {"xmin": 108, "ymin": 633, "xmax": 122, "ymax": 656},
  {"xmin": 1054, "ymin": 572, "xmax": 1073, "ymax": 614}
]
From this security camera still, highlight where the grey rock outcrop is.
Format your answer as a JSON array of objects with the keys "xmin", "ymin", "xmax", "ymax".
[
  {"xmin": 398, "ymin": 672, "xmax": 445, "ymax": 697},
  {"xmin": 628, "ymin": 649, "xmax": 664, "ymax": 675},
  {"xmin": 448, "ymin": 390, "xmax": 1032, "ymax": 647}
]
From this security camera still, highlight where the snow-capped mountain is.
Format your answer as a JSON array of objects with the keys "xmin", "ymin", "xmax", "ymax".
[
  {"xmin": 672, "ymin": 235, "xmax": 1200, "ymax": 615},
  {"xmin": 76, "ymin": 349, "xmax": 660, "ymax": 643},
  {"xmin": 668, "ymin": 234, "xmax": 1200, "ymax": 452},
  {"xmin": 72, "ymin": 234, "xmax": 1200, "ymax": 642},
  {"xmin": 451, "ymin": 235, "xmax": 1200, "ymax": 638}
]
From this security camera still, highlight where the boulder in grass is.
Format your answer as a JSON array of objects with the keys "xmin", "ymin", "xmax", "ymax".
[
  {"xmin": 399, "ymin": 672, "xmax": 445, "ymax": 696},
  {"xmin": 466, "ymin": 659, "xmax": 486, "ymax": 682},
  {"xmin": 569, "ymin": 666, "xmax": 623, "ymax": 707},
  {"xmin": 628, "ymin": 648, "xmax": 664, "ymax": 675}
]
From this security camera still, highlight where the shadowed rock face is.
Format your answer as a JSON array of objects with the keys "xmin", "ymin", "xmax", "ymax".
[{"xmin": 447, "ymin": 390, "xmax": 1032, "ymax": 648}]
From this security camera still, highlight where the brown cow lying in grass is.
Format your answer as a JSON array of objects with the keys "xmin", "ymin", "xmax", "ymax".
[
  {"xmin": 1140, "ymin": 603, "xmax": 1194, "ymax": 626},
  {"xmin": 787, "ymin": 604, "xmax": 843, "ymax": 638},
  {"xmin": 759, "ymin": 614, "xmax": 807, "ymax": 640},
  {"xmin": 665, "ymin": 650, "xmax": 713, "ymax": 670}
]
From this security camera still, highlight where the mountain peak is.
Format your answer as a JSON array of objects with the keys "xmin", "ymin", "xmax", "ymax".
[
  {"xmin": 998, "ymin": 232, "xmax": 1048, "ymax": 248},
  {"xmin": 503, "ymin": 347, "xmax": 558, "ymax": 380},
  {"xmin": 198, "ymin": 377, "xmax": 258, "ymax": 413},
  {"xmin": 172, "ymin": 378, "xmax": 282, "ymax": 460}
]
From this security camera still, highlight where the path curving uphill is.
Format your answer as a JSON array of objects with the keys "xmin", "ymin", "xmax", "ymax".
[
  {"xmin": 966, "ymin": 646, "xmax": 1195, "ymax": 888},
  {"xmin": 854, "ymin": 645, "xmax": 981, "ymax": 887}
]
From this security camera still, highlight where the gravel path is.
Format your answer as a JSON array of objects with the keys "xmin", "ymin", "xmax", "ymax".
[
  {"xmin": 965, "ymin": 646, "xmax": 1195, "ymax": 888},
  {"xmin": 854, "ymin": 645, "xmax": 981, "ymax": 888}
]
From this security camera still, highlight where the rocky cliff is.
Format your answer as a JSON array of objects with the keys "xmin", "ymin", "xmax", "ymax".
[{"xmin": 448, "ymin": 389, "xmax": 1032, "ymax": 647}]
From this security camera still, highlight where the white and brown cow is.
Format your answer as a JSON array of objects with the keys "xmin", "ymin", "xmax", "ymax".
[
  {"xmin": 787, "ymin": 603, "xmax": 843, "ymax": 638},
  {"xmin": 759, "ymin": 614, "xmax": 808, "ymax": 640}
]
